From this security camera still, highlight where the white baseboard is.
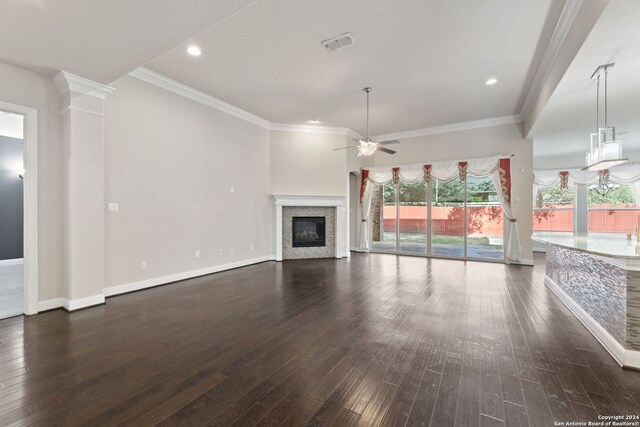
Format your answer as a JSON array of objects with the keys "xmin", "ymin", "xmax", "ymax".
[
  {"xmin": 544, "ymin": 275, "xmax": 636, "ymax": 368},
  {"xmin": 0, "ymin": 258, "xmax": 23, "ymax": 267},
  {"xmin": 37, "ymin": 294, "xmax": 106, "ymax": 312},
  {"xmin": 340, "ymin": 252, "xmax": 351, "ymax": 258},
  {"xmin": 35, "ymin": 256, "xmax": 276, "ymax": 313},
  {"xmin": 38, "ymin": 298, "xmax": 64, "ymax": 312},
  {"xmin": 104, "ymin": 255, "xmax": 275, "ymax": 297},
  {"xmin": 64, "ymin": 294, "xmax": 105, "ymax": 311},
  {"xmin": 626, "ymin": 349, "xmax": 640, "ymax": 369}
]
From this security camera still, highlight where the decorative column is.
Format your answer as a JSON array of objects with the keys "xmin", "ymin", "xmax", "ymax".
[{"xmin": 54, "ymin": 72, "xmax": 114, "ymax": 310}]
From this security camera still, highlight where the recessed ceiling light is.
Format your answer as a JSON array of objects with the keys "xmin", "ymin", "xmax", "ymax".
[
  {"xmin": 308, "ymin": 119, "xmax": 320, "ymax": 124},
  {"xmin": 187, "ymin": 46, "xmax": 202, "ymax": 57},
  {"xmin": 486, "ymin": 78, "xmax": 498, "ymax": 86}
]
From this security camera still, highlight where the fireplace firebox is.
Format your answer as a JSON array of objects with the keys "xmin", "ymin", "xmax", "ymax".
[{"xmin": 292, "ymin": 217, "xmax": 326, "ymax": 247}]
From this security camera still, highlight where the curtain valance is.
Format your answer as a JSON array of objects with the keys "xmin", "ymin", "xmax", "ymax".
[
  {"xmin": 365, "ymin": 155, "xmax": 507, "ymax": 184},
  {"xmin": 534, "ymin": 163, "xmax": 640, "ymax": 187}
]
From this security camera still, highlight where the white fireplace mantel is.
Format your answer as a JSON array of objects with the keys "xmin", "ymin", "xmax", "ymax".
[{"xmin": 273, "ymin": 194, "xmax": 346, "ymax": 261}]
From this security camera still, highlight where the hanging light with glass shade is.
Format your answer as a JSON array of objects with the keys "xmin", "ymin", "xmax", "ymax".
[{"xmin": 582, "ymin": 63, "xmax": 628, "ymax": 171}]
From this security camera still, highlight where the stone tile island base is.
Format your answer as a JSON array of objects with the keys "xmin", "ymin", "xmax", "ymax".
[{"xmin": 536, "ymin": 236, "xmax": 640, "ymax": 369}]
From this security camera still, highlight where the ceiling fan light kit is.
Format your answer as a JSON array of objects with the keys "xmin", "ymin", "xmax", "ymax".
[{"xmin": 333, "ymin": 87, "xmax": 399, "ymax": 156}]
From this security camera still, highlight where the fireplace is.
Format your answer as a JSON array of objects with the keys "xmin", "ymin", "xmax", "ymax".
[
  {"xmin": 273, "ymin": 194, "xmax": 344, "ymax": 261},
  {"xmin": 292, "ymin": 217, "xmax": 326, "ymax": 247}
]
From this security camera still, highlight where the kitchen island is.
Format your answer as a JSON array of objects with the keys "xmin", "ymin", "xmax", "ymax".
[{"xmin": 533, "ymin": 232, "xmax": 640, "ymax": 369}]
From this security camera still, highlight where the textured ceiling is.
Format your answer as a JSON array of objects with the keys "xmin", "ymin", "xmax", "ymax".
[
  {"xmin": 145, "ymin": 0, "xmax": 562, "ymax": 136},
  {"xmin": 530, "ymin": 0, "xmax": 640, "ymax": 160},
  {"xmin": 0, "ymin": 0, "xmax": 258, "ymax": 83}
]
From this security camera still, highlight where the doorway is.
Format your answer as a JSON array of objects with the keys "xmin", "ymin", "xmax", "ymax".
[
  {"xmin": 0, "ymin": 101, "xmax": 38, "ymax": 317},
  {"xmin": 0, "ymin": 111, "xmax": 24, "ymax": 318},
  {"xmin": 370, "ymin": 175, "xmax": 505, "ymax": 261}
]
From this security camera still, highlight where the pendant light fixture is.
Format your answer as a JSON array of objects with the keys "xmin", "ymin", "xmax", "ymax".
[{"xmin": 582, "ymin": 63, "xmax": 628, "ymax": 171}]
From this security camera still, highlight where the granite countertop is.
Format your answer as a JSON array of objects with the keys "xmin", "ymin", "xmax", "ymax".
[{"xmin": 532, "ymin": 232, "xmax": 640, "ymax": 260}]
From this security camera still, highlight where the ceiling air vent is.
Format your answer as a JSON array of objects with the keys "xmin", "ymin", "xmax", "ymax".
[{"xmin": 321, "ymin": 32, "xmax": 355, "ymax": 52}]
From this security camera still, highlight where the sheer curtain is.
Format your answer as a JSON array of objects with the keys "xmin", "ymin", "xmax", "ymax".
[
  {"xmin": 358, "ymin": 182, "xmax": 374, "ymax": 250},
  {"xmin": 491, "ymin": 158, "xmax": 521, "ymax": 262},
  {"xmin": 632, "ymin": 182, "xmax": 640, "ymax": 206}
]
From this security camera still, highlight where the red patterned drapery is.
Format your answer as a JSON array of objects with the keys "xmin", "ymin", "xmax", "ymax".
[
  {"xmin": 423, "ymin": 164, "xmax": 432, "ymax": 183},
  {"xmin": 392, "ymin": 167, "xmax": 400, "ymax": 185},
  {"xmin": 498, "ymin": 158, "xmax": 512, "ymax": 206},
  {"xmin": 559, "ymin": 171, "xmax": 569, "ymax": 189},
  {"xmin": 458, "ymin": 162, "xmax": 468, "ymax": 182},
  {"xmin": 360, "ymin": 168, "xmax": 369, "ymax": 204}
]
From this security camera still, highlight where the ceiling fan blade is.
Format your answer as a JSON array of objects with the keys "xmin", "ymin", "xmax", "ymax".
[
  {"xmin": 377, "ymin": 147, "xmax": 396, "ymax": 155},
  {"xmin": 333, "ymin": 146, "xmax": 358, "ymax": 151},
  {"xmin": 377, "ymin": 139, "xmax": 400, "ymax": 145}
]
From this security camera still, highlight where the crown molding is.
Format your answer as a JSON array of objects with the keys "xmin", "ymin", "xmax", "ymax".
[
  {"xmin": 270, "ymin": 122, "xmax": 355, "ymax": 136},
  {"xmin": 372, "ymin": 115, "xmax": 523, "ymax": 142},
  {"xmin": 128, "ymin": 67, "xmax": 272, "ymax": 129},
  {"xmin": 128, "ymin": 67, "xmax": 524, "ymax": 141},
  {"xmin": 53, "ymin": 71, "xmax": 115, "ymax": 99},
  {"xmin": 519, "ymin": 0, "xmax": 584, "ymax": 120}
]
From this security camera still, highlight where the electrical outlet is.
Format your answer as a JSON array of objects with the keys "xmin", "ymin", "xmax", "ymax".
[
  {"xmin": 250, "ymin": 244, "xmax": 254, "ymax": 251},
  {"xmin": 218, "ymin": 249, "xmax": 223, "ymax": 256},
  {"xmin": 195, "ymin": 250, "xmax": 200, "ymax": 258},
  {"xmin": 140, "ymin": 261, "xmax": 147, "ymax": 270},
  {"xmin": 230, "ymin": 248, "xmax": 234, "ymax": 255},
  {"xmin": 107, "ymin": 203, "xmax": 119, "ymax": 212},
  {"xmin": 230, "ymin": 186, "xmax": 235, "ymax": 193}
]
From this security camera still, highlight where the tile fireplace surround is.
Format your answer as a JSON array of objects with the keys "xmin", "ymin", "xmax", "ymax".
[{"xmin": 273, "ymin": 195, "xmax": 346, "ymax": 261}]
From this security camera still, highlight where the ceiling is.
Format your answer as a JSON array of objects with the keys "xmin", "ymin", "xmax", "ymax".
[
  {"xmin": 530, "ymin": 0, "xmax": 640, "ymax": 160},
  {"xmin": 145, "ymin": 0, "xmax": 562, "ymax": 136},
  {"xmin": 0, "ymin": 0, "xmax": 258, "ymax": 83}
]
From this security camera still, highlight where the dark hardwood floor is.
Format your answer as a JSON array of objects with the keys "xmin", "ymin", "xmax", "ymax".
[{"xmin": 1, "ymin": 253, "xmax": 639, "ymax": 426}]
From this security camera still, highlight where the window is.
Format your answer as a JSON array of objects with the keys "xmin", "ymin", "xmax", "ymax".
[
  {"xmin": 588, "ymin": 184, "xmax": 639, "ymax": 233},
  {"xmin": 533, "ymin": 183, "xmax": 574, "ymax": 232},
  {"xmin": 371, "ymin": 176, "xmax": 503, "ymax": 260}
]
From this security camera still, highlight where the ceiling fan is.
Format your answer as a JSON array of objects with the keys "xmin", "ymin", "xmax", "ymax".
[{"xmin": 334, "ymin": 87, "xmax": 399, "ymax": 156}]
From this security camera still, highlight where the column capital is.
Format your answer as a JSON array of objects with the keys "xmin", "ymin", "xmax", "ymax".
[{"xmin": 53, "ymin": 71, "xmax": 115, "ymax": 100}]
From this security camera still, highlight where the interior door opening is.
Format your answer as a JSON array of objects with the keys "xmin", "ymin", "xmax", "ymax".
[{"xmin": 0, "ymin": 110, "xmax": 25, "ymax": 319}]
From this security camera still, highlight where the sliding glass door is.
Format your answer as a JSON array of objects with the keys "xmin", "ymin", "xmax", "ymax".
[
  {"xmin": 371, "ymin": 182, "xmax": 397, "ymax": 252},
  {"xmin": 398, "ymin": 181, "xmax": 427, "ymax": 253},
  {"xmin": 466, "ymin": 175, "xmax": 504, "ymax": 260},
  {"xmin": 370, "ymin": 176, "xmax": 504, "ymax": 261},
  {"xmin": 432, "ymin": 178, "xmax": 465, "ymax": 257}
]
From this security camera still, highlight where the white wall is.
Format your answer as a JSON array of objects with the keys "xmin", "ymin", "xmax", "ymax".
[
  {"xmin": 270, "ymin": 131, "xmax": 349, "ymax": 196},
  {"xmin": 269, "ymin": 131, "xmax": 359, "ymax": 254},
  {"xmin": 104, "ymin": 76, "xmax": 272, "ymax": 288},
  {"xmin": 0, "ymin": 61, "xmax": 65, "ymax": 301},
  {"xmin": 366, "ymin": 123, "xmax": 534, "ymax": 261}
]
